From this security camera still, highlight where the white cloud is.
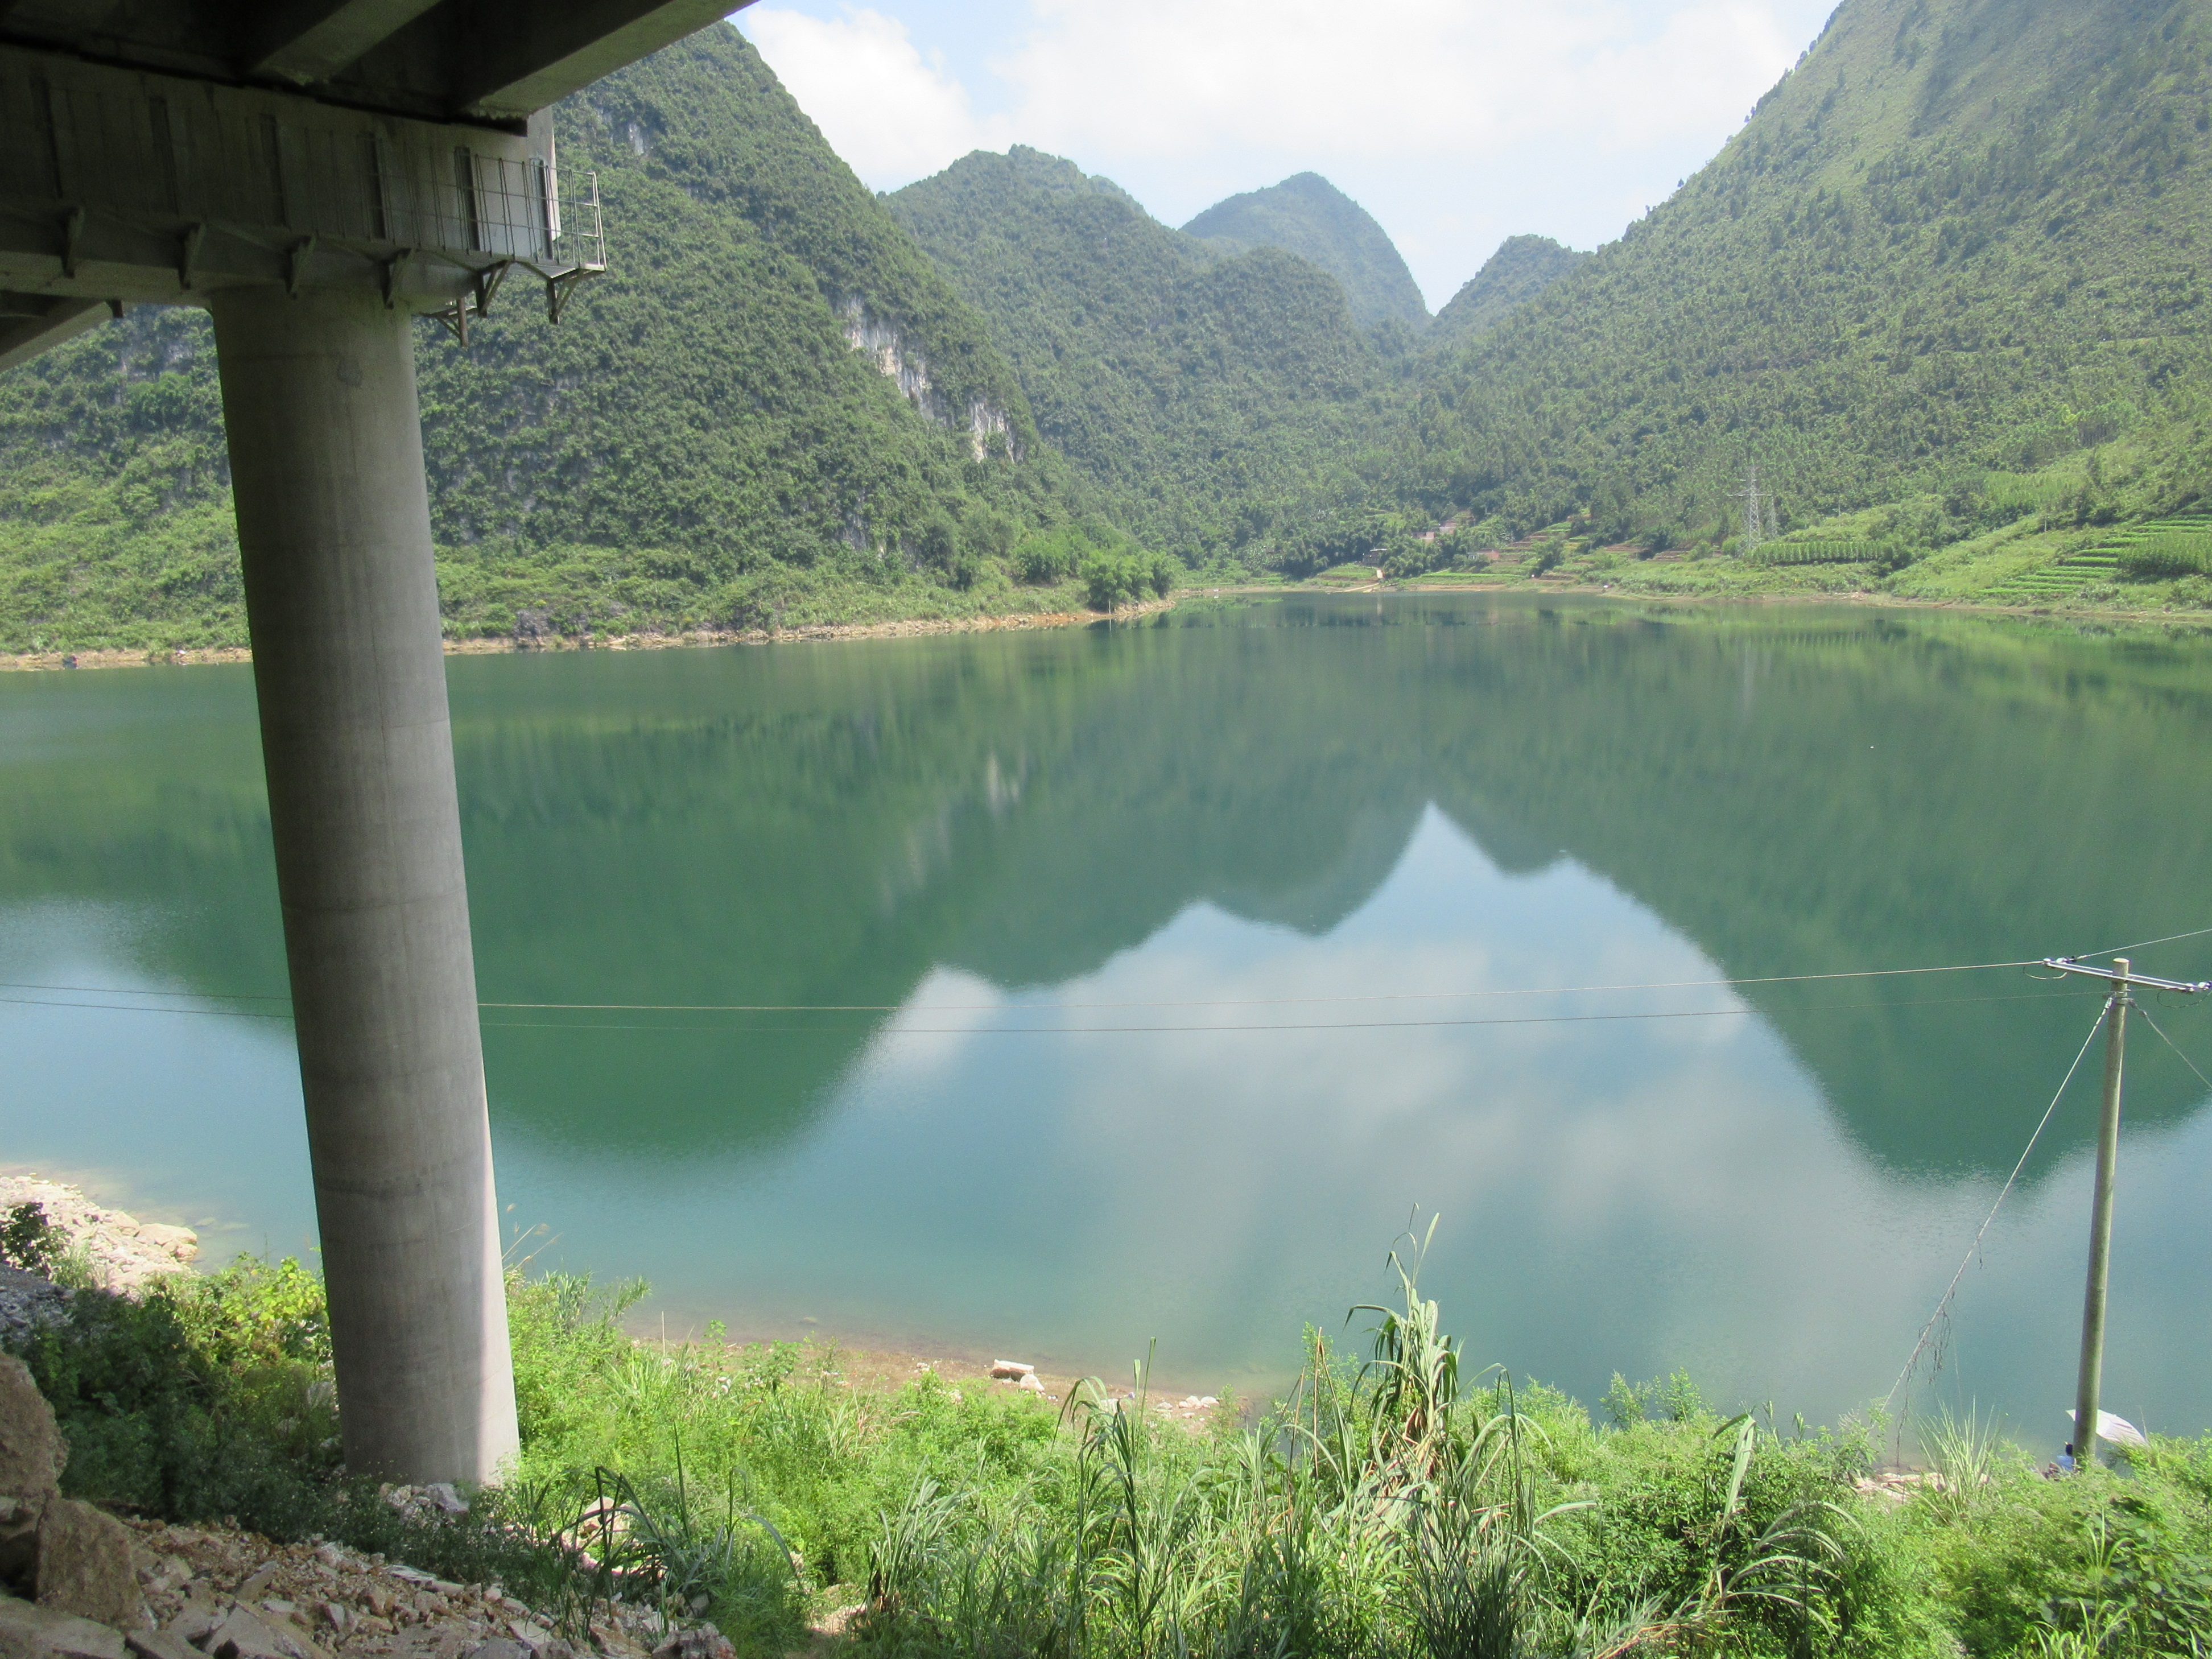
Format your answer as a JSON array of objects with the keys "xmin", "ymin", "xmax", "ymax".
[
  {"xmin": 741, "ymin": 6, "xmax": 1005, "ymax": 184},
  {"xmin": 741, "ymin": 0, "xmax": 1830, "ymax": 307},
  {"xmin": 995, "ymin": 0, "xmax": 1782, "ymax": 164}
]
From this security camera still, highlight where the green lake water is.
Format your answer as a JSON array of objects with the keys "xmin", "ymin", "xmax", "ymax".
[{"xmin": 5, "ymin": 592, "xmax": 2211, "ymax": 1442}]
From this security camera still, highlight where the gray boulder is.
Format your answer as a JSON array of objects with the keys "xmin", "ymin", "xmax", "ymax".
[
  {"xmin": 35, "ymin": 1503, "xmax": 143, "ymax": 1631},
  {"xmin": 0, "ymin": 1360, "xmax": 62, "ymax": 1507},
  {"xmin": 0, "ymin": 1594, "xmax": 126, "ymax": 1659},
  {"xmin": 194, "ymin": 1606, "xmax": 325, "ymax": 1659}
]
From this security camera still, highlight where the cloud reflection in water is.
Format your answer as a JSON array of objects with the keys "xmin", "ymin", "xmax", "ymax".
[{"xmin": 548, "ymin": 806, "xmax": 2209, "ymax": 1438}]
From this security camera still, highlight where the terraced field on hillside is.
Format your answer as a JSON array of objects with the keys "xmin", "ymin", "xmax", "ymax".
[{"xmin": 1987, "ymin": 514, "xmax": 2212, "ymax": 603}]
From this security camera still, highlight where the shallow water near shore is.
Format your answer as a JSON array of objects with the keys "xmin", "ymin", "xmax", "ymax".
[{"xmin": 4, "ymin": 592, "xmax": 2210, "ymax": 1439}]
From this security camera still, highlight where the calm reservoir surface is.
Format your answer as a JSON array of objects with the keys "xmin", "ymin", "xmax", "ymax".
[{"xmin": 5, "ymin": 593, "xmax": 2211, "ymax": 1441}]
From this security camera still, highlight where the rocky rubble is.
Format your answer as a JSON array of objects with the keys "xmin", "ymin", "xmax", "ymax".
[
  {"xmin": 118, "ymin": 1520, "xmax": 749, "ymax": 1659},
  {"xmin": 0, "ymin": 1351, "xmax": 154, "ymax": 1653},
  {"xmin": 0, "ymin": 1356, "xmax": 742, "ymax": 1659}
]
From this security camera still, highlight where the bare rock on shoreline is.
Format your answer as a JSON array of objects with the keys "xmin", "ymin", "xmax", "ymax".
[{"xmin": 0, "ymin": 1177, "xmax": 199, "ymax": 1294}]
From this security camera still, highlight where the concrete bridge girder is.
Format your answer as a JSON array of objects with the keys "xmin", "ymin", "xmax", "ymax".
[{"xmin": 0, "ymin": 44, "xmax": 589, "ymax": 337}]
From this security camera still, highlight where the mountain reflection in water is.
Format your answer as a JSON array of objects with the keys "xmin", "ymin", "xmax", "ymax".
[{"xmin": 2, "ymin": 595, "xmax": 2208, "ymax": 1433}]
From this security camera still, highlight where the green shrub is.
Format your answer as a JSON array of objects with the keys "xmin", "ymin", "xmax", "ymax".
[
  {"xmin": 1747, "ymin": 539, "xmax": 1892, "ymax": 566},
  {"xmin": 1080, "ymin": 551, "xmax": 1173, "ymax": 610},
  {"xmin": 2117, "ymin": 531, "xmax": 2212, "ymax": 578},
  {"xmin": 0, "ymin": 1203, "xmax": 56, "ymax": 1274},
  {"xmin": 10, "ymin": 1262, "xmax": 580, "ymax": 1617},
  {"xmin": 1013, "ymin": 528, "xmax": 1082, "ymax": 584}
]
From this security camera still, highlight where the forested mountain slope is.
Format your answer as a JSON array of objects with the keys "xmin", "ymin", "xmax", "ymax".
[
  {"xmin": 0, "ymin": 26, "xmax": 1096, "ymax": 654},
  {"xmin": 1430, "ymin": 236, "xmax": 1588, "ymax": 345},
  {"xmin": 1182, "ymin": 173, "xmax": 1430, "ymax": 331},
  {"xmin": 1397, "ymin": 0, "xmax": 2212, "ymax": 546},
  {"xmin": 14, "ymin": 0, "xmax": 2212, "ymax": 645},
  {"xmin": 884, "ymin": 148, "xmax": 1392, "ymax": 562}
]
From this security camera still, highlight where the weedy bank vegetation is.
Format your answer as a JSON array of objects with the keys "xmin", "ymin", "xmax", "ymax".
[{"xmin": 10, "ymin": 1228, "xmax": 2211, "ymax": 1659}]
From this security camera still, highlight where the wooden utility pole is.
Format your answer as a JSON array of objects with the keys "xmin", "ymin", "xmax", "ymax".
[
  {"xmin": 2041, "ymin": 954, "xmax": 2209, "ymax": 1462},
  {"xmin": 2072, "ymin": 958, "xmax": 2128, "ymax": 1460}
]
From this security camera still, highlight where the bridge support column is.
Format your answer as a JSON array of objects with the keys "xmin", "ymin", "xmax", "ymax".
[{"xmin": 209, "ymin": 287, "xmax": 518, "ymax": 1484}]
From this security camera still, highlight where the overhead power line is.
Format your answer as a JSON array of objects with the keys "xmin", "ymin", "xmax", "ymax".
[
  {"xmin": 0, "ymin": 992, "xmax": 294, "ymax": 1021},
  {"xmin": 2082, "ymin": 923, "xmax": 2212, "ymax": 959},
  {"xmin": 8, "ymin": 924, "xmax": 2206, "ymax": 1021},
  {"xmin": 1, "ymin": 955, "xmax": 2060, "ymax": 1016},
  {"xmin": 8, "ymin": 945, "xmax": 2203, "ymax": 1030},
  {"xmin": 3, "ymin": 987, "xmax": 2094, "ymax": 1031},
  {"xmin": 472, "ymin": 957, "xmax": 2049, "ymax": 1014},
  {"xmin": 0, "ymin": 960, "xmax": 2159, "ymax": 1026},
  {"xmin": 486, "ymin": 988, "xmax": 2086, "ymax": 1035},
  {"xmin": 0, "ymin": 981, "xmax": 291, "ymax": 1000}
]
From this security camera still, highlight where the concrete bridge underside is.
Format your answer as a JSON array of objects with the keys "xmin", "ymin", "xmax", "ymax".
[{"xmin": 1, "ymin": 0, "xmax": 747, "ymax": 1483}]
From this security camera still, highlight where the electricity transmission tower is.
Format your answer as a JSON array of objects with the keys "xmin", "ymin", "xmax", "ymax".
[{"xmin": 1737, "ymin": 465, "xmax": 1777, "ymax": 555}]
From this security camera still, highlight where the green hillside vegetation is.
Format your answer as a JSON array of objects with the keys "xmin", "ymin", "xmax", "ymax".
[
  {"xmin": 0, "ymin": 26, "xmax": 1118, "ymax": 655},
  {"xmin": 885, "ymin": 147, "xmax": 1392, "ymax": 567},
  {"xmin": 1182, "ymin": 171, "xmax": 1431, "ymax": 331},
  {"xmin": 1381, "ymin": 0, "xmax": 2212, "ymax": 613},
  {"xmin": 1429, "ymin": 234, "xmax": 1588, "ymax": 344},
  {"xmin": 13, "ymin": 0, "xmax": 2212, "ymax": 642}
]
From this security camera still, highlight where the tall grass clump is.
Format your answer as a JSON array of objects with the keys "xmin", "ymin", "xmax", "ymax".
[{"xmin": 837, "ymin": 1222, "xmax": 1936, "ymax": 1658}]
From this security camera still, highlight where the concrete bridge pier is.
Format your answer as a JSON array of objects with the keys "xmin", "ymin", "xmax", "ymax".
[
  {"xmin": 211, "ymin": 287, "xmax": 517, "ymax": 1484},
  {"xmin": 1, "ymin": 0, "xmax": 743, "ymax": 1485}
]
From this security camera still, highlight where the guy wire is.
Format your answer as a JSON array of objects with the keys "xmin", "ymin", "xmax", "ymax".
[
  {"xmin": 2135, "ymin": 1004, "xmax": 2212, "ymax": 1096},
  {"xmin": 1884, "ymin": 1004, "xmax": 2108, "ymax": 1419}
]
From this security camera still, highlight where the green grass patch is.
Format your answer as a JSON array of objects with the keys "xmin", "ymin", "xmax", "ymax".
[{"xmin": 13, "ymin": 1237, "xmax": 2212, "ymax": 1657}]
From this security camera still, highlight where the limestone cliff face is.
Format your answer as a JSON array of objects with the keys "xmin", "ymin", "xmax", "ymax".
[{"xmin": 840, "ymin": 300, "xmax": 1018, "ymax": 461}]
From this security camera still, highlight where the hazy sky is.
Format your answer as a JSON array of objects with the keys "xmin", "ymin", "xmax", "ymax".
[{"xmin": 733, "ymin": 0, "xmax": 1838, "ymax": 312}]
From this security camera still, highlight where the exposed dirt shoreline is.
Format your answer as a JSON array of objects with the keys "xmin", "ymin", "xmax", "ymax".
[
  {"xmin": 1, "ymin": 1171, "xmax": 1224, "ymax": 1422},
  {"xmin": 10, "ymin": 579, "xmax": 2212, "ymax": 674},
  {"xmin": 1295, "ymin": 573, "xmax": 2212, "ymax": 626},
  {"xmin": 0, "ymin": 599, "xmax": 1177, "ymax": 674}
]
